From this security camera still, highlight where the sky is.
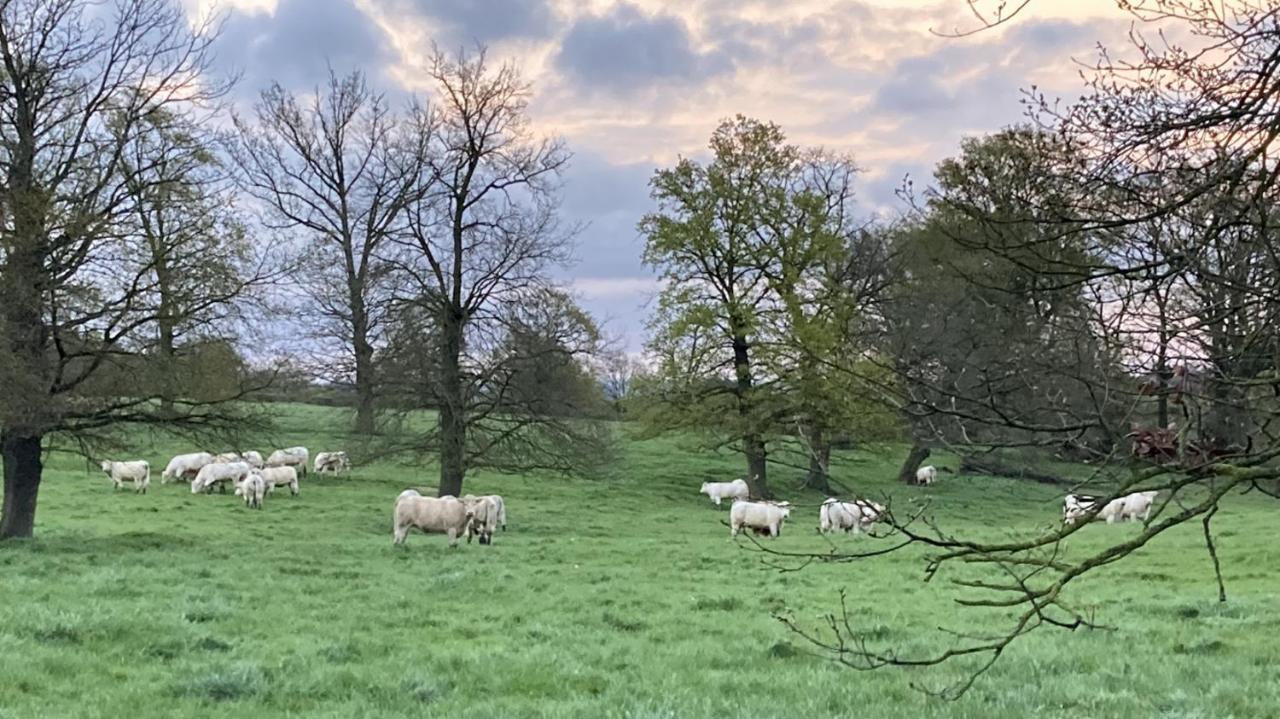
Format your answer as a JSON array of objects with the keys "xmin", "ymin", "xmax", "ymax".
[{"xmin": 185, "ymin": 0, "xmax": 1136, "ymax": 353}]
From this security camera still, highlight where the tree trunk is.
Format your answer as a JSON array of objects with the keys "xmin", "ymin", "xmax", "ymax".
[
  {"xmin": 1, "ymin": 134, "xmax": 47, "ymax": 540},
  {"xmin": 730, "ymin": 332, "xmax": 770, "ymax": 499},
  {"xmin": 351, "ymin": 300, "xmax": 377, "ymax": 435},
  {"xmin": 153, "ymin": 238, "xmax": 179, "ymax": 419},
  {"xmin": 898, "ymin": 443, "xmax": 931, "ymax": 485},
  {"xmin": 1, "ymin": 433, "xmax": 43, "ymax": 540},
  {"xmin": 744, "ymin": 435, "xmax": 769, "ymax": 499},
  {"xmin": 1155, "ymin": 290, "xmax": 1170, "ymax": 430},
  {"xmin": 959, "ymin": 454, "xmax": 1066, "ymax": 485},
  {"xmin": 803, "ymin": 422, "xmax": 832, "ymax": 493},
  {"xmin": 157, "ymin": 315, "xmax": 177, "ymax": 418},
  {"xmin": 353, "ymin": 339, "xmax": 376, "ymax": 435},
  {"xmin": 436, "ymin": 309, "xmax": 466, "ymax": 498}
]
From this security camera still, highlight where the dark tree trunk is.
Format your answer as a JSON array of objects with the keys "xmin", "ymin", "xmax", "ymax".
[
  {"xmin": 803, "ymin": 422, "xmax": 832, "ymax": 493},
  {"xmin": 898, "ymin": 443, "xmax": 931, "ymax": 485},
  {"xmin": 157, "ymin": 327, "xmax": 176, "ymax": 419},
  {"xmin": 351, "ymin": 300, "xmax": 377, "ymax": 435},
  {"xmin": 730, "ymin": 331, "xmax": 770, "ymax": 499},
  {"xmin": 353, "ymin": 339, "xmax": 377, "ymax": 435},
  {"xmin": 437, "ymin": 308, "xmax": 466, "ymax": 498},
  {"xmin": 1, "ymin": 433, "xmax": 43, "ymax": 540},
  {"xmin": 2, "ymin": 125, "xmax": 48, "ymax": 539},
  {"xmin": 959, "ymin": 454, "xmax": 1067, "ymax": 485},
  {"xmin": 1156, "ymin": 383, "xmax": 1169, "ymax": 431},
  {"xmin": 1155, "ymin": 287, "xmax": 1170, "ymax": 431},
  {"xmin": 744, "ymin": 436, "xmax": 769, "ymax": 499}
]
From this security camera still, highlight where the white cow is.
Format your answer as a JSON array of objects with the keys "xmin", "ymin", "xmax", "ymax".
[
  {"xmin": 242, "ymin": 451, "xmax": 265, "ymax": 469},
  {"xmin": 1063, "ymin": 490, "xmax": 1158, "ymax": 526},
  {"xmin": 916, "ymin": 465, "xmax": 938, "ymax": 485},
  {"xmin": 191, "ymin": 461, "xmax": 252, "ymax": 494},
  {"xmin": 99, "ymin": 460, "xmax": 150, "ymax": 494},
  {"xmin": 819, "ymin": 497, "xmax": 884, "ymax": 535},
  {"xmin": 266, "ymin": 447, "xmax": 309, "ymax": 477},
  {"xmin": 161, "ymin": 452, "xmax": 215, "ymax": 483},
  {"xmin": 393, "ymin": 495, "xmax": 474, "ymax": 548},
  {"xmin": 314, "ymin": 451, "xmax": 350, "ymax": 475},
  {"xmin": 729, "ymin": 499, "xmax": 792, "ymax": 538},
  {"xmin": 1121, "ymin": 490, "xmax": 1158, "ymax": 522},
  {"xmin": 699, "ymin": 478, "xmax": 750, "ymax": 506},
  {"xmin": 460, "ymin": 495, "xmax": 500, "ymax": 545},
  {"xmin": 254, "ymin": 466, "xmax": 299, "ymax": 496},
  {"xmin": 235, "ymin": 473, "xmax": 266, "ymax": 509}
]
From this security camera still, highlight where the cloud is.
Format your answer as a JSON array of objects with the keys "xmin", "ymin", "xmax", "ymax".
[
  {"xmin": 564, "ymin": 277, "xmax": 661, "ymax": 352},
  {"xmin": 399, "ymin": 0, "xmax": 555, "ymax": 45},
  {"xmin": 569, "ymin": 277, "xmax": 664, "ymax": 300},
  {"xmin": 872, "ymin": 55, "xmax": 955, "ymax": 115},
  {"xmin": 555, "ymin": 4, "xmax": 732, "ymax": 93},
  {"xmin": 556, "ymin": 150, "xmax": 657, "ymax": 280},
  {"xmin": 197, "ymin": 1, "xmax": 1135, "ymax": 352},
  {"xmin": 213, "ymin": 0, "xmax": 396, "ymax": 98}
]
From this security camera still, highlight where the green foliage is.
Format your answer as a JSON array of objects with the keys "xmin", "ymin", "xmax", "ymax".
[
  {"xmin": 640, "ymin": 116, "xmax": 896, "ymax": 466},
  {"xmin": 1, "ymin": 403, "xmax": 1278, "ymax": 717},
  {"xmin": 491, "ymin": 290, "xmax": 611, "ymax": 420},
  {"xmin": 887, "ymin": 128, "xmax": 1127, "ymax": 449}
]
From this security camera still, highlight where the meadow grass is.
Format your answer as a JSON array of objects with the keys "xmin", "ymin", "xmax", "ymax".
[{"xmin": 1, "ymin": 403, "xmax": 1278, "ymax": 718}]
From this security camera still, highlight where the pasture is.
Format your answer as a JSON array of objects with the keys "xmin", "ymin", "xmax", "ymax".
[{"xmin": 1, "ymin": 404, "xmax": 1278, "ymax": 718}]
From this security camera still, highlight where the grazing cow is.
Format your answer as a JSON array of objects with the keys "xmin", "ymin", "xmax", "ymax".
[
  {"xmin": 255, "ymin": 466, "xmax": 299, "ymax": 496},
  {"xmin": 235, "ymin": 473, "xmax": 266, "ymax": 509},
  {"xmin": 266, "ymin": 447, "xmax": 309, "ymax": 477},
  {"xmin": 1063, "ymin": 490, "xmax": 1158, "ymax": 525},
  {"xmin": 393, "ymin": 495, "xmax": 473, "ymax": 548},
  {"xmin": 729, "ymin": 499, "xmax": 791, "ymax": 538},
  {"xmin": 915, "ymin": 465, "xmax": 938, "ymax": 485},
  {"xmin": 100, "ymin": 460, "xmax": 150, "ymax": 494},
  {"xmin": 314, "ymin": 451, "xmax": 350, "ymax": 475},
  {"xmin": 699, "ymin": 478, "xmax": 750, "ymax": 506},
  {"xmin": 819, "ymin": 497, "xmax": 884, "ymax": 535},
  {"xmin": 191, "ymin": 461, "xmax": 252, "ymax": 494},
  {"xmin": 161, "ymin": 452, "xmax": 215, "ymax": 483}
]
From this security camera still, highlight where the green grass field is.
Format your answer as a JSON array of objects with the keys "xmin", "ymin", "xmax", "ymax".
[{"xmin": 2, "ymin": 403, "xmax": 1278, "ymax": 718}]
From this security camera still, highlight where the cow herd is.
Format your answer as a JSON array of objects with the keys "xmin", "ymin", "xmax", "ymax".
[
  {"xmin": 95, "ymin": 448, "xmax": 1160, "ymax": 547},
  {"xmin": 98, "ymin": 444, "xmax": 512, "ymax": 546},
  {"xmin": 700, "ymin": 465, "xmax": 1161, "ymax": 539},
  {"xmin": 98, "ymin": 446, "xmax": 351, "ymax": 509}
]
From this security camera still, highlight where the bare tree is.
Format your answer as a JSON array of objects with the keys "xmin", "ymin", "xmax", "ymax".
[
  {"xmin": 598, "ymin": 350, "xmax": 649, "ymax": 411},
  {"xmin": 389, "ymin": 48, "xmax": 603, "ymax": 498},
  {"xmin": 231, "ymin": 70, "xmax": 430, "ymax": 434},
  {"xmin": 0, "ymin": 0, "xmax": 261, "ymax": 539}
]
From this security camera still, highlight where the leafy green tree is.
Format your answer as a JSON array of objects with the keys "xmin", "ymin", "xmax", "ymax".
[
  {"xmin": 643, "ymin": 117, "xmax": 905, "ymax": 495},
  {"xmin": 120, "ymin": 110, "xmax": 265, "ymax": 417},
  {"xmin": 883, "ymin": 129, "xmax": 1122, "ymax": 473},
  {"xmin": 752, "ymin": 157, "xmax": 901, "ymax": 491},
  {"xmin": 0, "ymin": 0, "xmax": 259, "ymax": 539},
  {"xmin": 640, "ymin": 116, "xmax": 793, "ymax": 498}
]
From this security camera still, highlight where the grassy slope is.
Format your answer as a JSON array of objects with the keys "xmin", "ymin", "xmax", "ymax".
[{"xmin": 1, "ymin": 403, "xmax": 1277, "ymax": 718}]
